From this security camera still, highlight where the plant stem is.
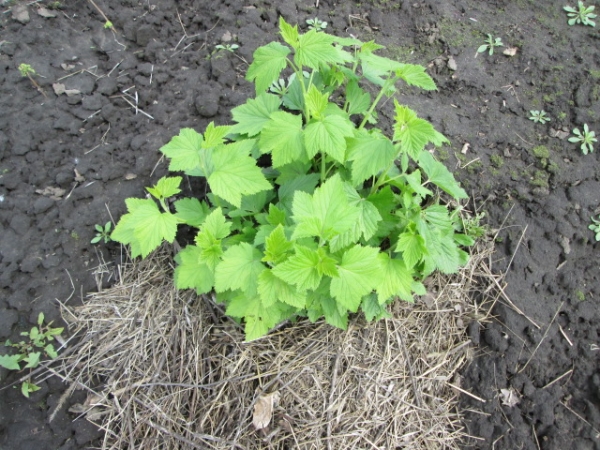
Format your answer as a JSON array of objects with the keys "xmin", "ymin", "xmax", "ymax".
[{"xmin": 358, "ymin": 76, "xmax": 398, "ymax": 130}]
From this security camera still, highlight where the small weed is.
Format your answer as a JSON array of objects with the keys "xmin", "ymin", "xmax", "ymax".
[
  {"xmin": 575, "ymin": 289, "xmax": 586, "ymax": 301},
  {"xmin": 306, "ymin": 17, "xmax": 328, "ymax": 32},
  {"xmin": 589, "ymin": 215, "xmax": 600, "ymax": 241},
  {"xmin": 18, "ymin": 63, "xmax": 46, "ymax": 98},
  {"xmin": 0, "ymin": 313, "xmax": 64, "ymax": 397},
  {"xmin": 569, "ymin": 123, "xmax": 597, "ymax": 154},
  {"xmin": 490, "ymin": 154, "xmax": 505, "ymax": 168},
  {"xmin": 529, "ymin": 110, "xmax": 551, "ymax": 124},
  {"xmin": 91, "ymin": 222, "xmax": 112, "ymax": 244},
  {"xmin": 104, "ymin": 20, "xmax": 114, "ymax": 29},
  {"xmin": 477, "ymin": 34, "xmax": 503, "ymax": 56},
  {"xmin": 564, "ymin": 2, "xmax": 596, "ymax": 27},
  {"xmin": 215, "ymin": 43, "xmax": 239, "ymax": 53},
  {"xmin": 531, "ymin": 145, "xmax": 550, "ymax": 159}
]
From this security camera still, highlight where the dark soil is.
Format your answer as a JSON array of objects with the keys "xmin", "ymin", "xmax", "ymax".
[{"xmin": 0, "ymin": 0, "xmax": 599, "ymax": 448}]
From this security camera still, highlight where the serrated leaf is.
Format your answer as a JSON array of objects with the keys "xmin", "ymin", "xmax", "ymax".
[
  {"xmin": 294, "ymin": 30, "xmax": 352, "ymax": 70},
  {"xmin": 377, "ymin": 253, "xmax": 415, "ymax": 303},
  {"xmin": 321, "ymin": 295, "xmax": 348, "ymax": 329},
  {"xmin": 330, "ymin": 245, "xmax": 382, "ymax": 312},
  {"xmin": 417, "ymin": 222, "xmax": 461, "ymax": 274},
  {"xmin": 282, "ymin": 73, "xmax": 306, "ymax": 111},
  {"xmin": 395, "ymin": 64, "xmax": 437, "ymax": 90},
  {"xmin": 304, "ymin": 114, "xmax": 354, "ymax": 163},
  {"xmin": 393, "ymin": 102, "xmax": 448, "ymax": 159},
  {"xmin": 346, "ymin": 79, "xmax": 371, "ymax": 116},
  {"xmin": 346, "ymin": 129, "xmax": 396, "ymax": 185},
  {"xmin": 147, "ymin": 176, "xmax": 182, "ymax": 200},
  {"xmin": 174, "ymin": 245, "xmax": 215, "ymax": 294},
  {"xmin": 266, "ymin": 204, "xmax": 287, "ymax": 226},
  {"xmin": 215, "ymin": 243, "xmax": 265, "ymax": 296},
  {"xmin": 23, "ymin": 352, "xmax": 41, "ymax": 369},
  {"xmin": 258, "ymin": 269, "xmax": 306, "ymax": 308},
  {"xmin": 272, "ymin": 245, "xmax": 322, "ymax": 291},
  {"xmin": 0, "ymin": 354, "xmax": 21, "ymax": 371},
  {"xmin": 396, "ymin": 229, "xmax": 425, "ymax": 268},
  {"xmin": 200, "ymin": 207, "xmax": 231, "ymax": 240},
  {"xmin": 160, "ymin": 128, "xmax": 207, "ymax": 173},
  {"xmin": 360, "ymin": 52, "xmax": 404, "ymax": 75},
  {"xmin": 203, "ymin": 122, "xmax": 231, "ymax": 148},
  {"xmin": 263, "ymin": 224, "xmax": 293, "ymax": 264},
  {"xmin": 418, "ymin": 151, "xmax": 468, "ymax": 199},
  {"xmin": 175, "ymin": 198, "xmax": 210, "ymax": 227},
  {"xmin": 208, "ymin": 140, "xmax": 272, "ymax": 207},
  {"xmin": 422, "ymin": 204, "xmax": 454, "ymax": 233},
  {"xmin": 361, "ymin": 293, "xmax": 392, "ymax": 321},
  {"xmin": 367, "ymin": 187, "xmax": 399, "ymax": 240},
  {"xmin": 278, "ymin": 173, "xmax": 320, "ymax": 209},
  {"xmin": 403, "ymin": 170, "xmax": 433, "ymax": 199},
  {"xmin": 279, "ymin": 17, "xmax": 299, "ymax": 48},
  {"xmin": 231, "ymin": 94, "xmax": 282, "ymax": 137},
  {"xmin": 259, "ymin": 111, "xmax": 306, "ymax": 168},
  {"xmin": 291, "ymin": 174, "xmax": 360, "ymax": 241},
  {"xmin": 305, "ymin": 84, "xmax": 329, "ymax": 118},
  {"xmin": 195, "ymin": 208, "xmax": 231, "ymax": 271},
  {"xmin": 247, "ymin": 42, "xmax": 291, "ymax": 93}
]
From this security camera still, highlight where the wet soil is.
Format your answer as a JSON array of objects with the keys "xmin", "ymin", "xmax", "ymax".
[{"xmin": 0, "ymin": 0, "xmax": 599, "ymax": 448}]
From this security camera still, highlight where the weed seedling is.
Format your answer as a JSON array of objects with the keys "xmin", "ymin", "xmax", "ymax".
[
  {"xmin": 91, "ymin": 222, "xmax": 113, "ymax": 244},
  {"xmin": 306, "ymin": 17, "xmax": 328, "ymax": 32},
  {"xmin": 569, "ymin": 123, "xmax": 597, "ymax": 154},
  {"xmin": 215, "ymin": 43, "xmax": 239, "ymax": 53},
  {"xmin": 0, "ymin": 313, "xmax": 64, "ymax": 397},
  {"xmin": 104, "ymin": 20, "xmax": 114, "ymax": 29},
  {"xmin": 564, "ymin": 2, "xmax": 596, "ymax": 27},
  {"xmin": 18, "ymin": 63, "xmax": 47, "ymax": 98},
  {"xmin": 589, "ymin": 215, "xmax": 600, "ymax": 241},
  {"xmin": 529, "ymin": 110, "xmax": 551, "ymax": 124},
  {"xmin": 477, "ymin": 34, "xmax": 503, "ymax": 56}
]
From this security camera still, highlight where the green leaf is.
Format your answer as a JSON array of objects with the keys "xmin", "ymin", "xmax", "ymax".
[
  {"xmin": 291, "ymin": 174, "xmax": 360, "ymax": 241},
  {"xmin": 272, "ymin": 245, "xmax": 322, "ymax": 291},
  {"xmin": 44, "ymin": 344, "xmax": 58, "ymax": 359},
  {"xmin": 345, "ymin": 80, "xmax": 371, "ymax": 116},
  {"xmin": 259, "ymin": 111, "xmax": 307, "ymax": 167},
  {"xmin": 146, "ymin": 176, "xmax": 182, "ymax": 200},
  {"xmin": 174, "ymin": 245, "xmax": 215, "ymax": 294},
  {"xmin": 21, "ymin": 381, "xmax": 41, "ymax": 398},
  {"xmin": 202, "ymin": 122, "xmax": 231, "ymax": 148},
  {"xmin": 247, "ymin": 42, "xmax": 291, "ymax": 93},
  {"xmin": 37, "ymin": 312, "xmax": 44, "ymax": 327},
  {"xmin": 294, "ymin": 30, "xmax": 351, "ymax": 70},
  {"xmin": 174, "ymin": 198, "xmax": 210, "ymax": 227},
  {"xmin": 305, "ymin": 84, "xmax": 329, "ymax": 118},
  {"xmin": 258, "ymin": 269, "xmax": 306, "ymax": 308},
  {"xmin": 278, "ymin": 173, "xmax": 320, "ymax": 209},
  {"xmin": 377, "ymin": 253, "xmax": 415, "ymax": 303},
  {"xmin": 266, "ymin": 204, "xmax": 287, "ymax": 226},
  {"xmin": 346, "ymin": 129, "xmax": 396, "ymax": 185},
  {"xmin": 367, "ymin": 187, "xmax": 399, "ymax": 240},
  {"xmin": 395, "ymin": 64, "xmax": 437, "ymax": 90},
  {"xmin": 418, "ymin": 151, "xmax": 468, "ymax": 199},
  {"xmin": 263, "ymin": 224, "xmax": 294, "ymax": 264},
  {"xmin": 393, "ymin": 102, "xmax": 448, "ymax": 159},
  {"xmin": 361, "ymin": 293, "xmax": 392, "ymax": 321},
  {"xmin": 195, "ymin": 208, "xmax": 231, "ymax": 271},
  {"xmin": 417, "ymin": 222, "xmax": 461, "ymax": 274},
  {"xmin": 160, "ymin": 128, "xmax": 206, "ymax": 173},
  {"xmin": 279, "ymin": 17, "xmax": 299, "ymax": 48},
  {"xmin": 396, "ymin": 229, "xmax": 425, "ymax": 269},
  {"xmin": 304, "ymin": 114, "xmax": 355, "ymax": 163},
  {"xmin": 0, "ymin": 354, "xmax": 21, "ymax": 371},
  {"xmin": 208, "ymin": 140, "xmax": 272, "ymax": 207},
  {"xmin": 23, "ymin": 352, "xmax": 41, "ymax": 369},
  {"xmin": 215, "ymin": 243, "xmax": 265, "ymax": 296},
  {"xmin": 230, "ymin": 94, "xmax": 281, "ymax": 137},
  {"xmin": 404, "ymin": 170, "xmax": 433, "ymax": 199},
  {"xmin": 360, "ymin": 52, "xmax": 404, "ymax": 75},
  {"xmin": 330, "ymin": 245, "xmax": 382, "ymax": 312},
  {"xmin": 321, "ymin": 295, "xmax": 348, "ymax": 329}
]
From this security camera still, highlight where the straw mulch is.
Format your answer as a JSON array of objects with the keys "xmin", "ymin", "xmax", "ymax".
[{"xmin": 49, "ymin": 241, "xmax": 497, "ymax": 449}]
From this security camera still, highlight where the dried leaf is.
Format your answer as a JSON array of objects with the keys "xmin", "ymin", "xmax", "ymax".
[
  {"xmin": 37, "ymin": 7, "xmax": 57, "ymax": 18},
  {"xmin": 35, "ymin": 186, "xmax": 66, "ymax": 199},
  {"xmin": 447, "ymin": 56, "xmax": 457, "ymax": 71},
  {"xmin": 53, "ymin": 83, "xmax": 66, "ymax": 95},
  {"xmin": 461, "ymin": 143, "xmax": 470, "ymax": 154},
  {"xmin": 503, "ymin": 47, "xmax": 518, "ymax": 57},
  {"xmin": 252, "ymin": 391, "xmax": 280, "ymax": 430},
  {"xmin": 500, "ymin": 388, "xmax": 520, "ymax": 407},
  {"xmin": 61, "ymin": 63, "xmax": 76, "ymax": 71},
  {"xmin": 65, "ymin": 89, "xmax": 81, "ymax": 97},
  {"xmin": 12, "ymin": 5, "xmax": 30, "ymax": 24},
  {"xmin": 124, "ymin": 173, "xmax": 138, "ymax": 180},
  {"xmin": 74, "ymin": 169, "xmax": 85, "ymax": 183}
]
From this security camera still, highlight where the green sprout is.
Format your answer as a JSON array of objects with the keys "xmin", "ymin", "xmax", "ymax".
[
  {"xmin": 589, "ymin": 215, "xmax": 600, "ymax": 241},
  {"xmin": 215, "ymin": 43, "xmax": 239, "ymax": 53},
  {"xmin": 306, "ymin": 17, "xmax": 328, "ymax": 32},
  {"xmin": 569, "ymin": 123, "xmax": 597, "ymax": 154},
  {"xmin": 18, "ymin": 63, "xmax": 36, "ymax": 77},
  {"xmin": 529, "ymin": 110, "xmax": 551, "ymax": 124},
  {"xmin": 564, "ymin": 2, "xmax": 596, "ymax": 27},
  {"xmin": 104, "ymin": 20, "xmax": 114, "ymax": 29},
  {"xmin": 477, "ymin": 34, "xmax": 503, "ymax": 55},
  {"xmin": 269, "ymin": 78, "xmax": 288, "ymax": 96},
  {"xmin": 91, "ymin": 222, "xmax": 113, "ymax": 244}
]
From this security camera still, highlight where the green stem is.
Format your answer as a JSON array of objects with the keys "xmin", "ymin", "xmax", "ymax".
[
  {"xmin": 358, "ymin": 76, "xmax": 398, "ymax": 130},
  {"xmin": 320, "ymin": 152, "xmax": 327, "ymax": 183},
  {"xmin": 288, "ymin": 58, "xmax": 311, "ymax": 122}
]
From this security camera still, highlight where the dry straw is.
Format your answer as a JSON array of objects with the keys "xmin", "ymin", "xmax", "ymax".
[{"xmin": 48, "ymin": 241, "xmax": 498, "ymax": 449}]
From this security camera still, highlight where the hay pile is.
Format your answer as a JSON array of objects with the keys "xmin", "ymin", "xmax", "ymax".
[{"xmin": 50, "ymin": 242, "xmax": 497, "ymax": 449}]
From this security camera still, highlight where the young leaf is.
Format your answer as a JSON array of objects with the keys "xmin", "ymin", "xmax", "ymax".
[
  {"xmin": 203, "ymin": 122, "xmax": 231, "ymax": 148},
  {"xmin": 174, "ymin": 245, "xmax": 215, "ymax": 294},
  {"xmin": 304, "ymin": 113, "xmax": 355, "ymax": 163},
  {"xmin": 393, "ymin": 102, "xmax": 448, "ymax": 159},
  {"xmin": 146, "ymin": 176, "xmax": 182, "ymax": 200},
  {"xmin": 23, "ymin": 352, "xmax": 41, "ymax": 369},
  {"xmin": 230, "ymin": 94, "xmax": 282, "ymax": 137},
  {"xmin": 361, "ymin": 293, "xmax": 392, "ymax": 321},
  {"xmin": 262, "ymin": 224, "xmax": 294, "ymax": 265},
  {"xmin": 321, "ymin": 295, "xmax": 349, "ymax": 329},
  {"xmin": 272, "ymin": 245, "xmax": 323, "ymax": 291},
  {"xmin": 174, "ymin": 198, "xmax": 210, "ymax": 227},
  {"xmin": 417, "ymin": 221, "xmax": 461, "ymax": 274},
  {"xmin": 215, "ymin": 243, "xmax": 265, "ymax": 296},
  {"xmin": 291, "ymin": 174, "xmax": 360, "ymax": 241},
  {"xmin": 259, "ymin": 111, "xmax": 307, "ymax": 167},
  {"xmin": 395, "ymin": 64, "xmax": 437, "ymax": 90},
  {"xmin": 396, "ymin": 228, "xmax": 426, "ymax": 269},
  {"xmin": 195, "ymin": 208, "xmax": 231, "ymax": 271},
  {"xmin": 346, "ymin": 129, "xmax": 396, "ymax": 185},
  {"xmin": 21, "ymin": 381, "xmax": 41, "ymax": 398},
  {"xmin": 44, "ymin": 344, "xmax": 58, "ymax": 359},
  {"xmin": 247, "ymin": 42, "xmax": 291, "ymax": 93},
  {"xmin": 279, "ymin": 17, "xmax": 299, "ymax": 48},
  {"xmin": 377, "ymin": 253, "xmax": 415, "ymax": 304},
  {"xmin": 37, "ymin": 312, "xmax": 44, "ymax": 327},
  {"xmin": 403, "ymin": 170, "xmax": 433, "ymax": 200},
  {"xmin": 0, "ymin": 354, "xmax": 21, "ymax": 371},
  {"xmin": 305, "ymin": 84, "xmax": 329, "ymax": 118},
  {"xmin": 294, "ymin": 30, "xmax": 352, "ymax": 70},
  {"xmin": 345, "ymin": 79, "xmax": 371, "ymax": 116},
  {"xmin": 258, "ymin": 269, "xmax": 306, "ymax": 308},
  {"xmin": 330, "ymin": 245, "xmax": 382, "ymax": 312},
  {"xmin": 418, "ymin": 151, "xmax": 468, "ymax": 199},
  {"xmin": 160, "ymin": 128, "xmax": 206, "ymax": 173},
  {"xmin": 208, "ymin": 140, "xmax": 272, "ymax": 207}
]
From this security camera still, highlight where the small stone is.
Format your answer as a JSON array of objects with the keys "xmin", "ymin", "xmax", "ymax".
[{"xmin": 12, "ymin": 4, "xmax": 30, "ymax": 24}]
